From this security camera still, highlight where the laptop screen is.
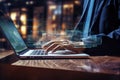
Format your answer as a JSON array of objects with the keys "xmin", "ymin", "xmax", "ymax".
[{"xmin": 0, "ymin": 16, "xmax": 27, "ymax": 53}]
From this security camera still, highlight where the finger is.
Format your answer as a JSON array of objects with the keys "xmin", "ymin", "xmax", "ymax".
[
  {"xmin": 45, "ymin": 43, "xmax": 59, "ymax": 52},
  {"xmin": 63, "ymin": 45, "xmax": 74, "ymax": 50},
  {"xmin": 42, "ymin": 41, "xmax": 55, "ymax": 49},
  {"xmin": 42, "ymin": 40, "xmax": 62, "ymax": 49},
  {"xmin": 51, "ymin": 45, "xmax": 64, "ymax": 53}
]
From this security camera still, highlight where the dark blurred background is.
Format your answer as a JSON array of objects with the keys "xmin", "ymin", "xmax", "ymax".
[{"xmin": 0, "ymin": 0, "xmax": 83, "ymax": 50}]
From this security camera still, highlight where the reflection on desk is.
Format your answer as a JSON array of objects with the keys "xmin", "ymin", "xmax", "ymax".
[{"xmin": 0, "ymin": 50, "xmax": 120, "ymax": 80}]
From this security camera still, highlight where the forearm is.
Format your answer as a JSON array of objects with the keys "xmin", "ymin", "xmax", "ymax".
[{"xmin": 84, "ymin": 28, "xmax": 120, "ymax": 56}]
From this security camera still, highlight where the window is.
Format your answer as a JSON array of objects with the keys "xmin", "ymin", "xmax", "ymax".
[{"xmin": 0, "ymin": 0, "xmax": 83, "ymax": 49}]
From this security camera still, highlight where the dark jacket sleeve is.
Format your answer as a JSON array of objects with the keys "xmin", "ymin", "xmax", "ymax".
[
  {"xmin": 84, "ymin": 0, "xmax": 120, "ymax": 56},
  {"xmin": 84, "ymin": 29, "xmax": 120, "ymax": 56}
]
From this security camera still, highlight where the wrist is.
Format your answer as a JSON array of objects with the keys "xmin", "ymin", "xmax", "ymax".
[{"xmin": 71, "ymin": 41, "xmax": 85, "ymax": 48}]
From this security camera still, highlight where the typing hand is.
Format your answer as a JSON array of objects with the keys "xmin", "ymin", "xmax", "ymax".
[
  {"xmin": 42, "ymin": 39, "xmax": 70, "ymax": 52},
  {"xmin": 42, "ymin": 39, "xmax": 85, "ymax": 54}
]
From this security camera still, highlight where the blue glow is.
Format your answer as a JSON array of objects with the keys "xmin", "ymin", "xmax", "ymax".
[{"xmin": 83, "ymin": 0, "xmax": 95, "ymax": 38}]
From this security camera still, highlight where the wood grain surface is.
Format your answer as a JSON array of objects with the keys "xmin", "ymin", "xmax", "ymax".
[{"xmin": 0, "ymin": 50, "xmax": 120, "ymax": 80}]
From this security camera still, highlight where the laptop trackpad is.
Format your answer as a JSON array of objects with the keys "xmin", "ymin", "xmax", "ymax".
[
  {"xmin": 48, "ymin": 50, "xmax": 89, "ymax": 56},
  {"xmin": 53, "ymin": 50, "xmax": 75, "ymax": 54}
]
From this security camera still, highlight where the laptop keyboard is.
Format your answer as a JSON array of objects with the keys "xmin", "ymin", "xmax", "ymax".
[{"xmin": 30, "ymin": 50, "xmax": 46, "ymax": 55}]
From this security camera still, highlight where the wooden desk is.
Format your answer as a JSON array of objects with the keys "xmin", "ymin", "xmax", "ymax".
[{"xmin": 0, "ymin": 50, "xmax": 120, "ymax": 80}]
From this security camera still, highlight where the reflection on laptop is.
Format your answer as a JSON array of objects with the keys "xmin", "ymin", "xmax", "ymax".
[{"xmin": 0, "ymin": 13, "xmax": 89, "ymax": 59}]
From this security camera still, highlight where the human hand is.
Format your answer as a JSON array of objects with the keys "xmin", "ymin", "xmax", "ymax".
[
  {"xmin": 42, "ymin": 39, "xmax": 71, "ymax": 52},
  {"xmin": 42, "ymin": 39, "xmax": 85, "ymax": 54}
]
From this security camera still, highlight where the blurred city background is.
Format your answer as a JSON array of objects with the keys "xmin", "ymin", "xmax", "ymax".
[
  {"xmin": 0, "ymin": 0, "xmax": 82, "ymax": 48},
  {"xmin": 0, "ymin": 0, "xmax": 83, "ymax": 50}
]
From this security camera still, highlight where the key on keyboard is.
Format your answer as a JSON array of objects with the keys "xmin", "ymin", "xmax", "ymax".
[{"xmin": 30, "ymin": 50, "xmax": 46, "ymax": 55}]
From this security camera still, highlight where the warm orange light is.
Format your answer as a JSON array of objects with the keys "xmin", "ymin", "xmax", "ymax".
[
  {"xmin": 10, "ymin": 12, "xmax": 19, "ymax": 28},
  {"xmin": 20, "ymin": 14, "xmax": 27, "ymax": 25},
  {"xmin": 63, "ymin": 4, "xmax": 73, "ymax": 9},
  {"xmin": 15, "ymin": 24, "xmax": 19, "ymax": 29},
  {"xmin": 10, "ymin": 12, "xmax": 17, "ymax": 20},
  {"xmin": 60, "ymin": 30, "xmax": 66, "ymax": 36},
  {"xmin": 21, "ymin": 8, "xmax": 27, "ymax": 11},
  {"xmin": 21, "ymin": 25, "xmax": 26, "ymax": 35},
  {"xmin": 32, "ymin": 24, "xmax": 38, "ymax": 38},
  {"xmin": 62, "ymin": 23, "xmax": 66, "ymax": 30},
  {"xmin": 74, "ymin": 1, "xmax": 81, "ymax": 5},
  {"xmin": 49, "ymin": 5, "xmax": 56, "ymax": 10},
  {"xmin": 52, "ymin": 15, "xmax": 56, "ymax": 20},
  {"xmin": 52, "ymin": 23, "xmax": 57, "ymax": 29}
]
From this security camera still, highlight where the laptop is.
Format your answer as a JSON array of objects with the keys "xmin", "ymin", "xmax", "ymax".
[{"xmin": 0, "ymin": 14, "xmax": 89, "ymax": 59}]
